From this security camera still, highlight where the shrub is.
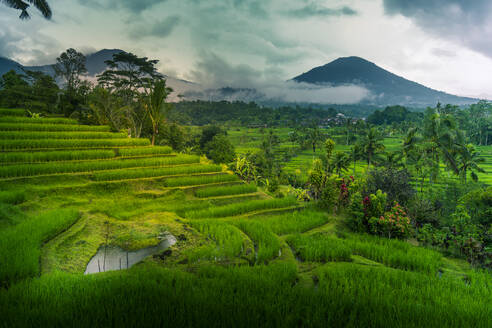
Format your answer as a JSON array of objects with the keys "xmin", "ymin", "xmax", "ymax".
[
  {"xmin": 203, "ymin": 134, "xmax": 235, "ymax": 164},
  {"xmin": 368, "ymin": 203, "xmax": 412, "ymax": 239},
  {"xmin": 365, "ymin": 168, "xmax": 414, "ymax": 207}
]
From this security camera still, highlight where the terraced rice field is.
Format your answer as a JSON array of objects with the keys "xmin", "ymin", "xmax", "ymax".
[{"xmin": 0, "ymin": 113, "xmax": 490, "ymax": 326}]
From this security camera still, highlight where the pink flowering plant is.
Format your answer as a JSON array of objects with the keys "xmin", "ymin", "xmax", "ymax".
[{"xmin": 369, "ymin": 203, "xmax": 412, "ymax": 239}]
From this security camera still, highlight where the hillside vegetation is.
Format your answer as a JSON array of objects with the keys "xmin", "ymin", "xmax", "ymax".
[{"xmin": 0, "ymin": 109, "xmax": 490, "ymax": 327}]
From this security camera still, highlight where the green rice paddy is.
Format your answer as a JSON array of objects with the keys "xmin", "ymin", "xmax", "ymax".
[{"xmin": 0, "ymin": 115, "xmax": 489, "ymax": 327}]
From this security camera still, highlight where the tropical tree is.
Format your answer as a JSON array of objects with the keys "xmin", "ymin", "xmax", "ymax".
[
  {"xmin": 457, "ymin": 144, "xmax": 486, "ymax": 183},
  {"xmin": 141, "ymin": 79, "xmax": 173, "ymax": 145},
  {"xmin": 331, "ymin": 151, "xmax": 350, "ymax": 176},
  {"xmin": 305, "ymin": 124, "xmax": 324, "ymax": 153},
  {"xmin": 98, "ymin": 51, "xmax": 163, "ymax": 138},
  {"xmin": 422, "ymin": 108, "xmax": 460, "ymax": 181},
  {"xmin": 377, "ymin": 151, "xmax": 404, "ymax": 169},
  {"xmin": 350, "ymin": 143, "xmax": 363, "ymax": 175},
  {"xmin": 88, "ymin": 87, "xmax": 125, "ymax": 131},
  {"xmin": 234, "ymin": 155, "xmax": 258, "ymax": 183},
  {"xmin": 360, "ymin": 127, "xmax": 385, "ymax": 169},
  {"xmin": 52, "ymin": 48, "xmax": 87, "ymax": 95},
  {"xmin": 3, "ymin": 0, "xmax": 51, "ymax": 19}
]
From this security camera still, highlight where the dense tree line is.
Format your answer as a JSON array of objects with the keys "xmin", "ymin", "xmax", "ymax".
[{"xmin": 171, "ymin": 101, "xmax": 338, "ymax": 127}]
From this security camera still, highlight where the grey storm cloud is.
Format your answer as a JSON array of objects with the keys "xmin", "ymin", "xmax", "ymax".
[
  {"xmin": 186, "ymin": 52, "xmax": 369, "ymax": 104},
  {"xmin": 0, "ymin": 15, "xmax": 61, "ymax": 65},
  {"xmin": 129, "ymin": 15, "xmax": 181, "ymax": 39},
  {"xmin": 383, "ymin": 0, "xmax": 492, "ymax": 58},
  {"xmin": 286, "ymin": 3, "xmax": 357, "ymax": 18},
  {"xmin": 78, "ymin": 0, "xmax": 168, "ymax": 14}
]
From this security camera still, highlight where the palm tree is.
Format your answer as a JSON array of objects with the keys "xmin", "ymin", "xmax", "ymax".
[
  {"xmin": 331, "ymin": 151, "xmax": 351, "ymax": 176},
  {"xmin": 3, "ymin": 0, "xmax": 52, "ymax": 19},
  {"xmin": 142, "ymin": 79, "xmax": 173, "ymax": 145},
  {"xmin": 350, "ymin": 143, "xmax": 363, "ymax": 175},
  {"xmin": 306, "ymin": 125, "xmax": 323, "ymax": 153},
  {"xmin": 457, "ymin": 144, "xmax": 485, "ymax": 183},
  {"xmin": 378, "ymin": 151, "xmax": 404, "ymax": 169},
  {"xmin": 422, "ymin": 110, "xmax": 460, "ymax": 178},
  {"xmin": 344, "ymin": 117, "xmax": 353, "ymax": 145},
  {"xmin": 360, "ymin": 127, "xmax": 385, "ymax": 169}
]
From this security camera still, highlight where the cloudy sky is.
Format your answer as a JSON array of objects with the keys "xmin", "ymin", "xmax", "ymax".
[{"xmin": 3, "ymin": 0, "xmax": 492, "ymax": 99}]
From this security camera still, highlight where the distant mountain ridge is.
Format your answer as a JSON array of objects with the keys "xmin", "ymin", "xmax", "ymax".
[
  {"xmin": 292, "ymin": 56, "xmax": 478, "ymax": 106},
  {"xmin": 0, "ymin": 49, "xmax": 123, "ymax": 77},
  {"xmin": 0, "ymin": 52, "xmax": 480, "ymax": 107}
]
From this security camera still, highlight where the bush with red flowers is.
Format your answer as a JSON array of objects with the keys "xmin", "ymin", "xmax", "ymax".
[{"xmin": 369, "ymin": 203, "xmax": 412, "ymax": 239}]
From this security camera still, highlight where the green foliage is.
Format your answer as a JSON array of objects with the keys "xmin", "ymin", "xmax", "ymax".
[
  {"xmin": 88, "ymin": 87, "xmax": 126, "ymax": 131},
  {"xmin": 368, "ymin": 203, "xmax": 412, "ymax": 239},
  {"xmin": 459, "ymin": 187, "xmax": 492, "ymax": 226},
  {"xmin": 367, "ymin": 105, "xmax": 419, "ymax": 125},
  {"xmin": 203, "ymin": 134, "xmax": 235, "ymax": 164},
  {"xmin": 194, "ymin": 184, "xmax": 257, "ymax": 198},
  {"xmin": 365, "ymin": 167, "xmax": 414, "ymax": 206},
  {"xmin": 142, "ymin": 79, "xmax": 173, "ymax": 145}
]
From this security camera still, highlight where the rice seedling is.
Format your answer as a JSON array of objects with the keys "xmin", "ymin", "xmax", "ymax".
[
  {"xmin": 185, "ymin": 197, "xmax": 298, "ymax": 219},
  {"xmin": 0, "ymin": 261, "xmax": 488, "ymax": 327},
  {"xmin": 0, "ymin": 108, "xmax": 26, "ymax": 116},
  {"xmin": 0, "ymin": 155, "xmax": 200, "ymax": 178},
  {"xmin": 0, "ymin": 123, "xmax": 110, "ymax": 132},
  {"xmin": 0, "ymin": 131, "xmax": 127, "ymax": 140},
  {"xmin": 286, "ymin": 233, "xmax": 352, "ymax": 262},
  {"xmin": 316, "ymin": 263, "xmax": 492, "ymax": 327},
  {"xmin": 0, "ymin": 138, "xmax": 150, "ymax": 151},
  {"xmin": 164, "ymin": 174, "xmax": 239, "ymax": 187},
  {"xmin": 0, "ymin": 208, "xmax": 80, "ymax": 286},
  {"xmin": 0, "ymin": 149, "xmax": 116, "ymax": 164},
  {"xmin": 92, "ymin": 164, "xmax": 221, "ymax": 181},
  {"xmin": 0, "ymin": 116, "xmax": 78, "ymax": 124},
  {"xmin": 340, "ymin": 233, "xmax": 443, "ymax": 274},
  {"xmin": 118, "ymin": 146, "xmax": 172, "ymax": 157},
  {"xmin": 0, "ymin": 190, "xmax": 26, "ymax": 204},
  {"xmin": 254, "ymin": 210, "xmax": 330, "ymax": 235},
  {"xmin": 188, "ymin": 220, "xmax": 246, "ymax": 260},
  {"xmin": 194, "ymin": 184, "xmax": 257, "ymax": 198},
  {"xmin": 234, "ymin": 220, "xmax": 281, "ymax": 264}
]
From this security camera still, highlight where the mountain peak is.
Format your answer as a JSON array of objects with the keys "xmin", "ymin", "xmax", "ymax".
[{"xmin": 292, "ymin": 56, "xmax": 476, "ymax": 106}]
